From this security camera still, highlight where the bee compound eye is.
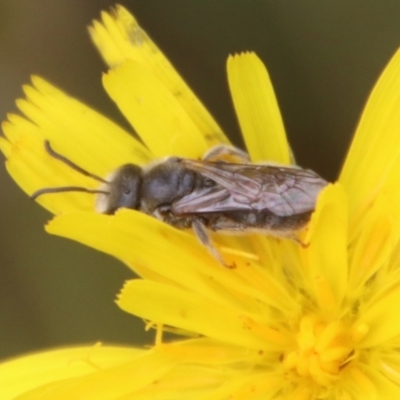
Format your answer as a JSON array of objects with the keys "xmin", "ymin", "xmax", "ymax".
[{"xmin": 102, "ymin": 164, "xmax": 142, "ymax": 212}]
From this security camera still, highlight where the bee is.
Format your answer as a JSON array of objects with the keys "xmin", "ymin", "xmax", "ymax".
[{"xmin": 32, "ymin": 141, "xmax": 328, "ymax": 267}]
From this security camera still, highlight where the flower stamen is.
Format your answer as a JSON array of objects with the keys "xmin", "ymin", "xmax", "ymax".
[{"xmin": 283, "ymin": 315, "xmax": 354, "ymax": 387}]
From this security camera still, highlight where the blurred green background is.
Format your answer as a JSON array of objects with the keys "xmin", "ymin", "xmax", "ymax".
[{"xmin": 1, "ymin": 0, "xmax": 400, "ymax": 361}]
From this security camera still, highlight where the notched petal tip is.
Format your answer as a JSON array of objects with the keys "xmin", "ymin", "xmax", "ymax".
[
  {"xmin": 3, "ymin": 73, "xmax": 152, "ymax": 213},
  {"xmin": 227, "ymin": 52, "xmax": 291, "ymax": 164},
  {"xmin": 91, "ymin": 6, "xmax": 228, "ymax": 149},
  {"xmin": 228, "ymin": 51, "xmax": 256, "ymax": 61},
  {"xmin": 30, "ymin": 75, "xmax": 63, "ymax": 96},
  {"xmin": 0, "ymin": 137, "xmax": 11, "ymax": 158},
  {"xmin": 89, "ymin": 4, "xmax": 142, "ymax": 69}
]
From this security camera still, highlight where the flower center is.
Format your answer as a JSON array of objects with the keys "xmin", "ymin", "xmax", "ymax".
[{"xmin": 282, "ymin": 315, "xmax": 354, "ymax": 386}]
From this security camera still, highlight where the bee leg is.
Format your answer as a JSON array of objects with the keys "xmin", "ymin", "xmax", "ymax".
[
  {"xmin": 203, "ymin": 144, "xmax": 250, "ymax": 163},
  {"xmin": 278, "ymin": 231, "xmax": 310, "ymax": 248},
  {"xmin": 192, "ymin": 219, "xmax": 235, "ymax": 269},
  {"xmin": 292, "ymin": 236, "xmax": 310, "ymax": 248}
]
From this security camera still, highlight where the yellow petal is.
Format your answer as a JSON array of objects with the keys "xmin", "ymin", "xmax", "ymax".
[
  {"xmin": 179, "ymin": 372, "xmax": 282, "ymax": 400},
  {"xmin": 90, "ymin": 5, "xmax": 228, "ymax": 148},
  {"xmin": 380, "ymin": 354, "xmax": 400, "ymax": 388},
  {"xmin": 0, "ymin": 136, "xmax": 11, "ymax": 158},
  {"xmin": 356, "ymin": 274, "xmax": 400, "ymax": 347},
  {"xmin": 103, "ymin": 61, "xmax": 209, "ymax": 158},
  {"xmin": 227, "ymin": 52, "xmax": 290, "ymax": 164},
  {"xmin": 126, "ymin": 363, "xmax": 241, "ymax": 400},
  {"xmin": 361, "ymin": 365, "xmax": 400, "ymax": 399},
  {"xmin": 348, "ymin": 192, "xmax": 398, "ymax": 293},
  {"xmin": 18, "ymin": 76, "xmax": 150, "ymax": 172},
  {"xmin": 45, "ymin": 210, "xmax": 295, "ymax": 317},
  {"xmin": 13, "ymin": 350, "xmax": 177, "ymax": 400},
  {"xmin": 347, "ymin": 367, "xmax": 378, "ymax": 400},
  {"xmin": 3, "ymin": 133, "xmax": 96, "ymax": 213},
  {"xmin": 1, "ymin": 77, "xmax": 151, "ymax": 214},
  {"xmin": 303, "ymin": 184, "xmax": 348, "ymax": 316},
  {"xmin": 156, "ymin": 338, "xmax": 259, "ymax": 365},
  {"xmin": 340, "ymin": 48, "xmax": 400, "ymax": 232},
  {"xmin": 0, "ymin": 345, "xmax": 143, "ymax": 399},
  {"xmin": 118, "ymin": 279, "xmax": 271, "ymax": 350}
]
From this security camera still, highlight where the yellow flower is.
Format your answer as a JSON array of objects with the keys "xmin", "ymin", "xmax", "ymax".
[{"xmin": 2, "ymin": 4, "xmax": 400, "ymax": 399}]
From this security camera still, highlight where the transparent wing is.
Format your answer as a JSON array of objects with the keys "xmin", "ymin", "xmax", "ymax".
[{"xmin": 172, "ymin": 160, "xmax": 328, "ymax": 217}]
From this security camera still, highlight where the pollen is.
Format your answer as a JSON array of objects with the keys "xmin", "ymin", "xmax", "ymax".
[{"xmin": 282, "ymin": 315, "xmax": 354, "ymax": 387}]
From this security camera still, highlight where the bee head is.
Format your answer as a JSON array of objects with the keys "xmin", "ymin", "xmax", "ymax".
[
  {"xmin": 96, "ymin": 164, "xmax": 142, "ymax": 214},
  {"xmin": 30, "ymin": 141, "xmax": 143, "ymax": 215}
]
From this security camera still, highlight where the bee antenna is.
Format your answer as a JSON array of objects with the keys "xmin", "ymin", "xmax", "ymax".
[
  {"xmin": 44, "ymin": 140, "xmax": 108, "ymax": 184},
  {"xmin": 31, "ymin": 187, "xmax": 109, "ymax": 200}
]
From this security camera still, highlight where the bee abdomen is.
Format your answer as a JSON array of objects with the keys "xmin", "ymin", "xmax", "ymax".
[{"xmin": 207, "ymin": 210, "xmax": 313, "ymax": 233}]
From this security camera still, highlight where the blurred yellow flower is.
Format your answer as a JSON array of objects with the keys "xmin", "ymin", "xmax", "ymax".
[{"xmin": 2, "ymin": 5, "xmax": 400, "ymax": 400}]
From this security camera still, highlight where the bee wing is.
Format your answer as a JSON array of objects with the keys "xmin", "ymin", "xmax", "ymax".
[
  {"xmin": 172, "ymin": 184, "xmax": 249, "ymax": 215},
  {"xmin": 173, "ymin": 160, "xmax": 328, "ymax": 217}
]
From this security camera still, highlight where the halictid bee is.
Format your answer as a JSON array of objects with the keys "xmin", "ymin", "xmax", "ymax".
[{"xmin": 32, "ymin": 141, "xmax": 328, "ymax": 267}]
